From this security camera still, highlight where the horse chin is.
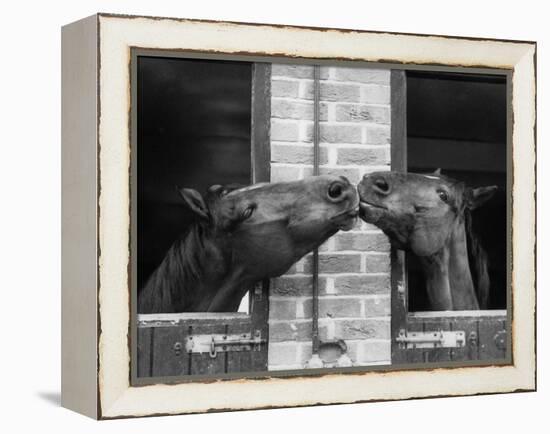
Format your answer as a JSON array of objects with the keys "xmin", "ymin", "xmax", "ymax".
[
  {"xmin": 331, "ymin": 207, "xmax": 359, "ymax": 231},
  {"xmin": 358, "ymin": 201, "xmax": 387, "ymax": 224},
  {"xmin": 337, "ymin": 215, "xmax": 357, "ymax": 231}
]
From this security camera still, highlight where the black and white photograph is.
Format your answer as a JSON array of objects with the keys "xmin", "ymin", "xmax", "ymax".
[
  {"xmin": 133, "ymin": 54, "xmax": 509, "ymax": 379},
  {"xmin": 2, "ymin": 0, "xmax": 547, "ymax": 428},
  {"xmin": 55, "ymin": 10, "xmax": 538, "ymax": 422}
]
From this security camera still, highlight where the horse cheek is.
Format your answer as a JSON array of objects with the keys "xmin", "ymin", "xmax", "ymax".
[
  {"xmin": 411, "ymin": 228, "xmax": 435, "ymax": 256},
  {"xmin": 233, "ymin": 228, "xmax": 296, "ymax": 278},
  {"xmin": 411, "ymin": 225, "xmax": 447, "ymax": 257}
]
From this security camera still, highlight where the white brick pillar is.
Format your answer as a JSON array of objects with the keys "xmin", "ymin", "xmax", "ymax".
[{"xmin": 268, "ymin": 64, "xmax": 392, "ymax": 370}]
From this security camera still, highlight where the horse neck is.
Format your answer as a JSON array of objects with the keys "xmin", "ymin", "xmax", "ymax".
[
  {"xmin": 447, "ymin": 218, "xmax": 480, "ymax": 309},
  {"xmin": 464, "ymin": 211, "xmax": 490, "ymax": 309},
  {"xmin": 419, "ymin": 248, "xmax": 452, "ymax": 310},
  {"xmin": 139, "ymin": 224, "xmax": 211, "ymax": 313},
  {"xmin": 420, "ymin": 218, "xmax": 479, "ymax": 310}
]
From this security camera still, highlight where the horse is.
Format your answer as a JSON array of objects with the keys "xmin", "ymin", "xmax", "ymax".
[
  {"xmin": 139, "ymin": 175, "xmax": 359, "ymax": 313},
  {"xmin": 357, "ymin": 170, "xmax": 497, "ymax": 311}
]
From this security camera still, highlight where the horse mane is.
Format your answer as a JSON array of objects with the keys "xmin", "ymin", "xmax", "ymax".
[
  {"xmin": 464, "ymin": 210, "xmax": 490, "ymax": 309},
  {"xmin": 138, "ymin": 223, "xmax": 207, "ymax": 313}
]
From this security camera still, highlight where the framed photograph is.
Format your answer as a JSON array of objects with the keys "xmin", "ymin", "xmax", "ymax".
[{"xmin": 61, "ymin": 13, "xmax": 536, "ymax": 419}]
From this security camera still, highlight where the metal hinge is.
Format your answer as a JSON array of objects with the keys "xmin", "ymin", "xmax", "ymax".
[
  {"xmin": 185, "ymin": 330, "xmax": 265, "ymax": 358},
  {"xmin": 396, "ymin": 329, "xmax": 466, "ymax": 349}
]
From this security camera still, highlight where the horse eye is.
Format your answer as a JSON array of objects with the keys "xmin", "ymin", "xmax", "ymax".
[
  {"xmin": 328, "ymin": 183, "xmax": 344, "ymax": 199},
  {"xmin": 241, "ymin": 205, "xmax": 255, "ymax": 220},
  {"xmin": 437, "ymin": 190, "xmax": 449, "ymax": 202}
]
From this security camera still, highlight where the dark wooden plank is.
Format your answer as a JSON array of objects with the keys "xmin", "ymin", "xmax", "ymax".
[
  {"xmin": 226, "ymin": 311, "xmax": 268, "ymax": 373},
  {"xmin": 249, "ymin": 280, "xmax": 269, "ymax": 372},
  {"xmin": 422, "ymin": 320, "xmax": 452, "ymax": 363},
  {"xmin": 136, "ymin": 327, "xmax": 152, "ymax": 377},
  {"xmin": 449, "ymin": 317, "xmax": 480, "ymax": 362},
  {"xmin": 403, "ymin": 318, "xmax": 426, "ymax": 364},
  {"xmin": 189, "ymin": 321, "xmax": 227, "ymax": 376},
  {"xmin": 391, "ymin": 250, "xmax": 408, "ymax": 364},
  {"xmin": 251, "ymin": 63, "xmax": 271, "ymax": 184},
  {"xmin": 397, "ymin": 311, "xmax": 508, "ymax": 364},
  {"xmin": 249, "ymin": 63, "xmax": 271, "ymax": 371},
  {"xmin": 141, "ymin": 312, "xmax": 265, "ymax": 377},
  {"xmin": 478, "ymin": 317, "xmax": 507, "ymax": 361},
  {"xmin": 186, "ymin": 315, "xmax": 265, "ymax": 375},
  {"xmin": 390, "ymin": 70, "xmax": 408, "ymax": 365},
  {"xmin": 391, "ymin": 69, "xmax": 407, "ymax": 172},
  {"xmin": 151, "ymin": 326, "xmax": 190, "ymax": 377},
  {"xmin": 226, "ymin": 321, "xmax": 254, "ymax": 373},
  {"xmin": 502, "ymin": 318, "xmax": 511, "ymax": 361}
]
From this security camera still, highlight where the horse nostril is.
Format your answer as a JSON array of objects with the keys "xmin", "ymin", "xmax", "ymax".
[
  {"xmin": 328, "ymin": 182, "xmax": 344, "ymax": 200},
  {"xmin": 373, "ymin": 177, "xmax": 390, "ymax": 194}
]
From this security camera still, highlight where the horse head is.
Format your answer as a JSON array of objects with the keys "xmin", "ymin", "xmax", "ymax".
[
  {"xmin": 357, "ymin": 170, "xmax": 497, "ymax": 310},
  {"xmin": 357, "ymin": 170, "xmax": 496, "ymax": 255},
  {"xmin": 140, "ymin": 175, "xmax": 359, "ymax": 313}
]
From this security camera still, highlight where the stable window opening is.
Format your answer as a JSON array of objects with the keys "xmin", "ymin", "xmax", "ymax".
[
  {"xmin": 405, "ymin": 71, "xmax": 508, "ymax": 312},
  {"xmin": 137, "ymin": 56, "xmax": 253, "ymax": 313}
]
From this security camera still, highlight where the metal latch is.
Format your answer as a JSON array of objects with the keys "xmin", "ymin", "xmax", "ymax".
[
  {"xmin": 185, "ymin": 330, "xmax": 265, "ymax": 358},
  {"xmin": 396, "ymin": 329, "xmax": 466, "ymax": 349}
]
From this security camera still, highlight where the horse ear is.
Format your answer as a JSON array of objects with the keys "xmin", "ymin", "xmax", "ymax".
[
  {"xmin": 177, "ymin": 187, "xmax": 209, "ymax": 219},
  {"xmin": 433, "ymin": 168, "xmax": 442, "ymax": 176},
  {"xmin": 466, "ymin": 186, "xmax": 498, "ymax": 210}
]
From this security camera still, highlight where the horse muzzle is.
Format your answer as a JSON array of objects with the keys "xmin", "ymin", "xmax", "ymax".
[{"xmin": 331, "ymin": 201, "xmax": 360, "ymax": 231}]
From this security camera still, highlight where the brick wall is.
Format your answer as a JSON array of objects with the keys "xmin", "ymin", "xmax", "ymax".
[{"xmin": 268, "ymin": 64, "xmax": 392, "ymax": 370}]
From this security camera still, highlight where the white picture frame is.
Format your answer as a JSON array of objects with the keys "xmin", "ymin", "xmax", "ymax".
[{"xmin": 61, "ymin": 13, "xmax": 536, "ymax": 419}]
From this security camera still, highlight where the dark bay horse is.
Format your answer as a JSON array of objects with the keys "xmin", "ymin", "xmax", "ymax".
[
  {"xmin": 139, "ymin": 176, "xmax": 359, "ymax": 313},
  {"xmin": 357, "ymin": 170, "xmax": 497, "ymax": 311}
]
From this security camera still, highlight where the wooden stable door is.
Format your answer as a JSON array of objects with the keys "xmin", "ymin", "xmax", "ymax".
[
  {"xmin": 401, "ymin": 311, "xmax": 507, "ymax": 363},
  {"xmin": 137, "ymin": 281, "xmax": 269, "ymax": 378},
  {"xmin": 390, "ymin": 251, "xmax": 509, "ymax": 365}
]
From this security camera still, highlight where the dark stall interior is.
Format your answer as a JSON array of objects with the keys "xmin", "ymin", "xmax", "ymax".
[
  {"xmin": 137, "ymin": 56, "xmax": 252, "ymax": 293},
  {"xmin": 406, "ymin": 71, "xmax": 507, "ymax": 311}
]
